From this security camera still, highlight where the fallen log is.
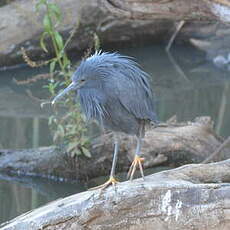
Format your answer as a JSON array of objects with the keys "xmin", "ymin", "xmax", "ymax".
[
  {"xmin": 0, "ymin": 116, "xmax": 229, "ymax": 181},
  {"xmin": 0, "ymin": 0, "xmax": 230, "ymax": 67},
  {"xmin": 1, "ymin": 159, "xmax": 230, "ymax": 230}
]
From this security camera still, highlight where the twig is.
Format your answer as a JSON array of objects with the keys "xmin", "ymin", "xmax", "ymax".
[
  {"xmin": 166, "ymin": 20, "xmax": 185, "ymax": 52},
  {"xmin": 166, "ymin": 48, "xmax": 190, "ymax": 82},
  {"xmin": 21, "ymin": 47, "xmax": 50, "ymax": 67},
  {"xmin": 13, "ymin": 73, "xmax": 52, "ymax": 85},
  {"xmin": 25, "ymin": 89, "xmax": 43, "ymax": 102},
  {"xmin": 202, "ymin": 136, "xmax": 230, "ymax": 163}
]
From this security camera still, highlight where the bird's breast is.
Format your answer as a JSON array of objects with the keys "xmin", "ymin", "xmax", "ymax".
[{"xmin": 78, "ymin": 88, "xmax": 106, "ymax": 121}]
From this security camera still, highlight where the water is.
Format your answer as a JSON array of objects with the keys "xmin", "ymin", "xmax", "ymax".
[
  {"xmin": 0, "ymin": 174, "xmax": 85, "ymax": 224},
  {"xmin": 0, "ymin": 65, "xmax": 52, "ymax": 149},
  {"xmin": 1, "ymin": 44, "xmax": 230, "ymax": 224}
]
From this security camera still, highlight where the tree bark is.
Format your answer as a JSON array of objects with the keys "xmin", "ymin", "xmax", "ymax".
[
  {"xmin": 1, "ymin": 159, "xmax": 230, "ymax": 230},
  {"xmin": 0, "ymin": 0, "xmax": 229, "ymax": 67},
  {"xmin": 0, "ymin": 116, "xmax": 229, "ymax": 181}
]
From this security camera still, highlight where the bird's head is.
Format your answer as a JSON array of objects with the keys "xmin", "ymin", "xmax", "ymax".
[
  {"xmin": 51, "ymin": 51, "xmax": 106, "ymax": 105},
  {"xmin": 51, "ymin": 50, "xmax": 135, "ymax": 105}
]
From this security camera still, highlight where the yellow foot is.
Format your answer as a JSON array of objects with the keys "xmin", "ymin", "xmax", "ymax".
[
  {"xmin": 127, "ymin": 155, "xmax": 145, "ymax": 181},
  {"xmin": 88, "ymin": 176, "xmax": 119, "ymax": 191}
]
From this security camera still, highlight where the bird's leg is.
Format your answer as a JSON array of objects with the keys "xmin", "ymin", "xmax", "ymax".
[
  {"xmin": 127, "ymin": 136, "xmax": 145, "ymax": 181},
  {"xmin": 88, "ymin": 135, "xmax": 119, "ymax": 190}
]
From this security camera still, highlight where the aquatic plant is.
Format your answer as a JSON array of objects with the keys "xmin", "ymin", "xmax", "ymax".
[{"xmin": 23, "ymin": 0, "xmax": 98, "ymax": 158}]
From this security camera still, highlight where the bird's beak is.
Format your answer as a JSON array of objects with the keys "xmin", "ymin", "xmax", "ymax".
[{"xmin": 51, "ymin": 82, "xmax": 77, "ymax": 105}]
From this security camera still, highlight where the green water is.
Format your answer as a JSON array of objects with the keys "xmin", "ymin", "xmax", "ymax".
[{"xmin": 0, "ymin": 44, "xmax": 230, "ymax": 224}]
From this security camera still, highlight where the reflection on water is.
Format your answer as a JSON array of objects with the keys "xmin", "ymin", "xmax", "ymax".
[
  {"xmin": 0, "ymin": 65, "xmax": 52, "ymax": 149},
  {"xmin": 0, "ymin": 174, "xmax": 85, "ymax": 224},
  {"xmin": 0, "ymin": 117, "xmax": 52, "ymax": 149},
  {"xmin": 0, "ymin": 44, "xmax": 230, "ymax": 224}
]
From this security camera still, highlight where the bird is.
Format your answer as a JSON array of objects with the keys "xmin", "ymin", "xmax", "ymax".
[{"xmin": 52, "ymin": 51, "xmax": 158, "ymax": 189}]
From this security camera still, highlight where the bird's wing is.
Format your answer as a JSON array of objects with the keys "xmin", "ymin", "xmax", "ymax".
[{"xmin": 106, "ymin": 70, "xmax": 157, "ymax": 121}]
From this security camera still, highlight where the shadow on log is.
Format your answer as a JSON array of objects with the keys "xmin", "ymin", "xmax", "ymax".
[
  {"xmin": 0, "ymin": 116, "xmax": 229, "ymax": 181},
  {"xmin": 1, "ymin": 159, "xmax": 230, "ymax": 230}
]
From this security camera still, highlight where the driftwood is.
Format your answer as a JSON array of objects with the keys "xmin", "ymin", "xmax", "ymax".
[
  {"xmin": 1, "ymin": 159, "xmax": 230, "ymax": 230},
  {"xmin": 0, "ymin": 116, "xmax": 229, "ymax": 181},
  {"xmin": 0, "ymin": 0, "xmax": 230, "ymax": 67},
  {"xmin": 203, "ymin": 136, "xmax": 230, "ymax": 163},
  {"xmin": 189, "ymin": 22, "xmax": 230, "ymax": 64}
]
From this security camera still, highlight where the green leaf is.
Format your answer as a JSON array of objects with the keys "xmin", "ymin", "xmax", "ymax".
[
  {"xmin": 43, "ymin": 15, "xmax": 52, "ymax": 32},
  {"xmin": 67, "ymin": 142, "xmax": 78, "ymax": 153},
  {"xmin": 57, "ymin": 124, "xmax": 65, "ymax": 137},
  {"xmin": 50, "ymin": 61, "xmax": 56, "ymax": 73},
  {"xmin": 67, "ymin": 130, "xmax": 77, "ymax": 136},
  {"xmin": 48, "ymin": 116, "xmax": 55, "ymax": 126},
  {"xmin": 70, "ymin": 151, "xmax": 76, "ymax": 158},
  {"xmin": 81, "ymin": 147, "xmax": 91, "ymax": 158},
  {"xmin": 40, "ymin": 32, "xmax": 48, "ymax": 53},
  {"xmin": 76, "ymin": 150, "xmax": 82, "ymax": 156},
  {"xmin": 48, "ymin": 3, "xmax": 61, "ymax": 21},
  {"xmin": 63, "ymin": 55, "xmax": 70, "ymax": 68},
  {"xmin": 54, "ymin": 31, "xmax": 64, "ymax": 51},
  {"xmin": 35, "ymin": 3, "xmax": 42, "ymax": 12},
  {"xmin": 53, "ymin": 131, "xmax": 60, "ymax": 142},
  {"xmin": 35, "ymin": 0, "xmax": 46, "ymax": 11},
  {"xmin": 79, "ymin": 137, "xmax": 87, "ymax": 145}
]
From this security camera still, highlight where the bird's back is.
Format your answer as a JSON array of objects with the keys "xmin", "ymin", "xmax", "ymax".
[{"xmin": 104, "ymin": 54, "xmax": 157, "ymax": 120}]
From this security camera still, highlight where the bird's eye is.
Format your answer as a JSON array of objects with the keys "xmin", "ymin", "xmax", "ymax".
[{"xmin": 80, "ymin": 79, "xmax": 85, "ymax": 83}]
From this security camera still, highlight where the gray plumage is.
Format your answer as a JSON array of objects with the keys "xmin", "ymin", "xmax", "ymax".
[
  {"xmin": 52, "ymin": 51, "xmax": 158, "ymax": 184},
  {"xmin": 71, "ymin": 51, "xmax": 157, "ymax": 136}
]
